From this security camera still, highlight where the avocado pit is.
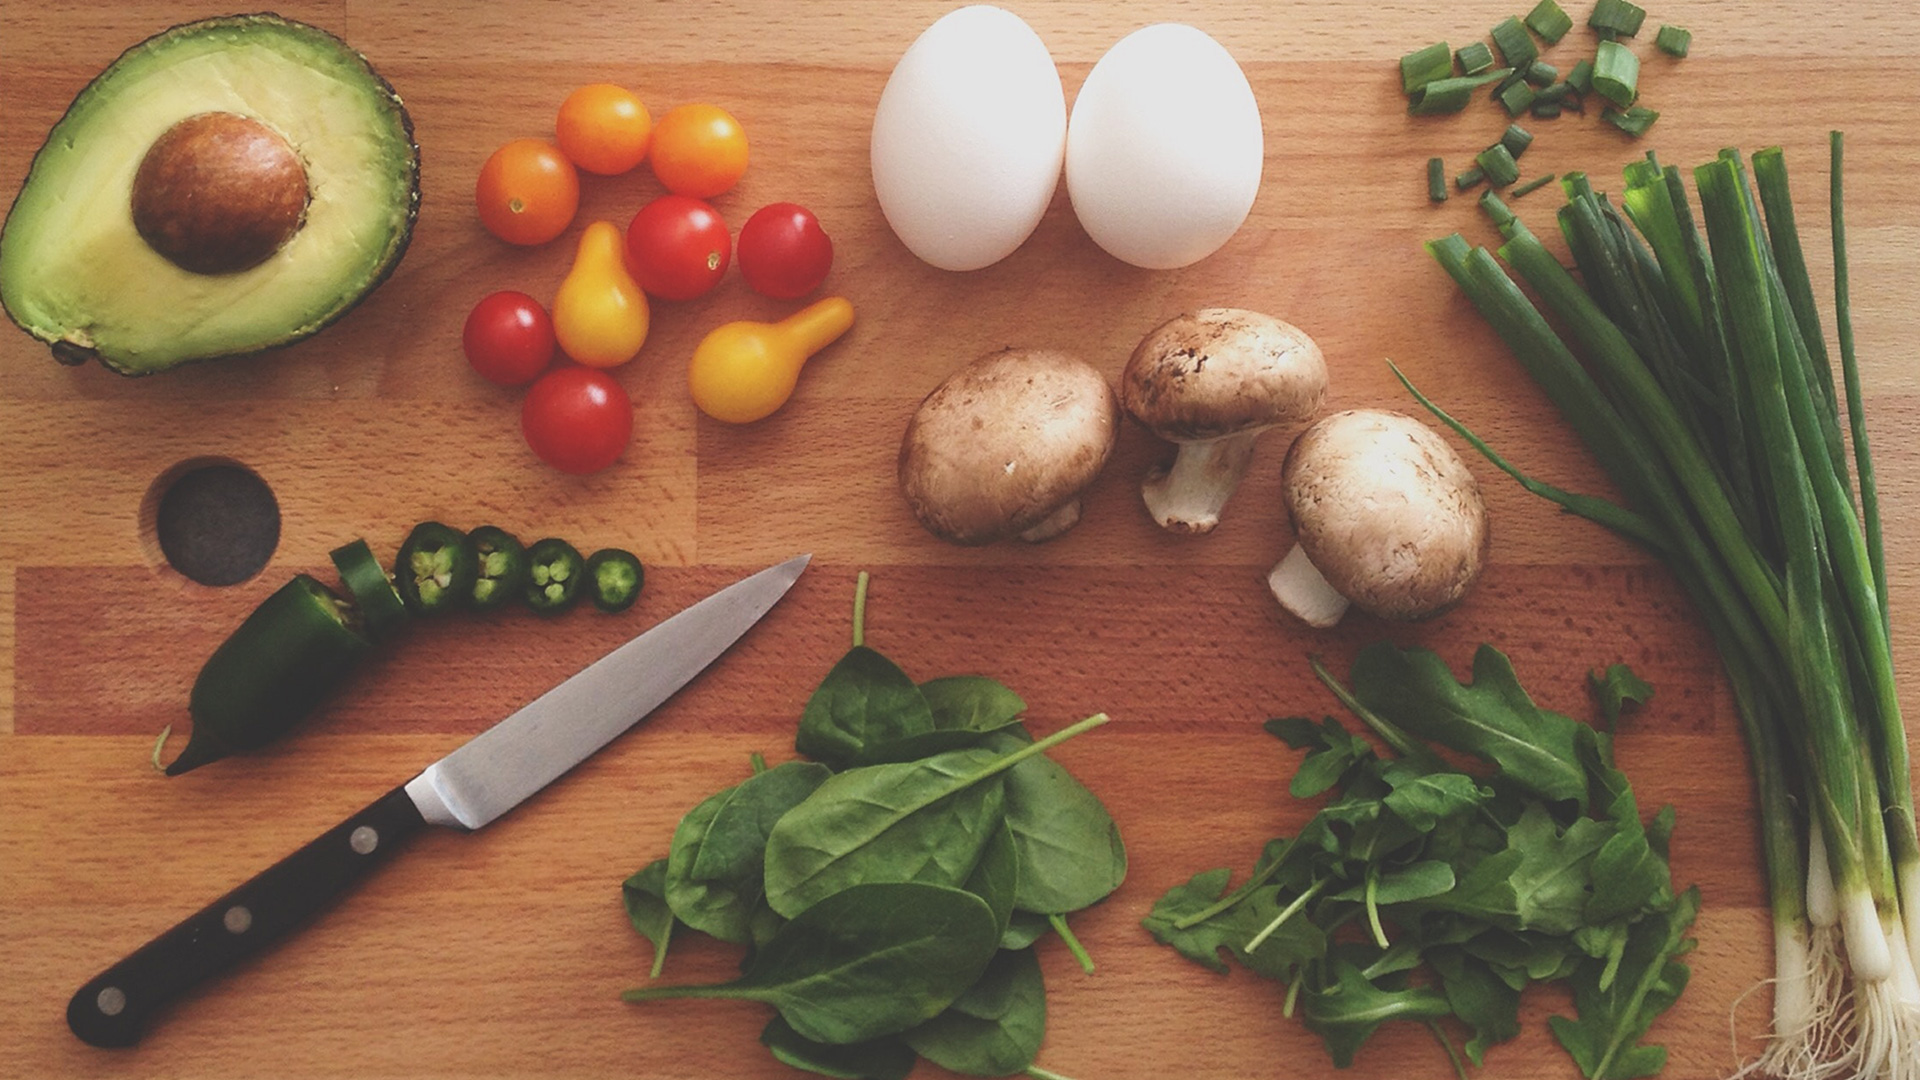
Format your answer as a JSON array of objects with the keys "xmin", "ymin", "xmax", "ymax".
[{"xmin": 131, "ymin": 111, "xmax": 310, "ymax": 274}]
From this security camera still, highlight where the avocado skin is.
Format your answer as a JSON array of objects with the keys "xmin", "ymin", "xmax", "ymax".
[{"xmin": 0, "ymin": 13, "xmax": 421, "ymax": 376}]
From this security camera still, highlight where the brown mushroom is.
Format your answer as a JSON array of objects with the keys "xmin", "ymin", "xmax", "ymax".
[
  {"xmin": 1268, "ymin": 408, "xmax": 1490, "ymax": 626},
  {"xmin": 899, "ymin": 348, "xmax": 1118, "ymax": 544},
  {"xmin": 1120, "ymin": 308, "xmax": 1326, "ymax": 534}
]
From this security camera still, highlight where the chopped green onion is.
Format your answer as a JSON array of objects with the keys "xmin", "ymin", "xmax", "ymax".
[
  {"xmin": 1407, "ymin": 68, "xmax": 1515, "ymax": 114},
  {"xmin": 1400, "ymin": 41, "xmax": 1454, "ymax": 94},
  {"xmin": 1656, "ymin": 24, "xmax": 1692, "ymax": 56},
  {"xmin": 1526, "ymin": 59, "xmax": 1559, "ymax": 86},
  {"xmin": 1428, "ymin": 157, "xmax": 1449, "ymax": 203},
  {"xmin": 1567, "ymin": 57, "xmax": 1595, "ymax": 93},
  {"xmin": 1535, "ymin": 82, "xmax": 1573, "ymax": 103},
  {"xmin": 1512, "ymin": 173, "xmax": 1557, "ymax": 197},
  {"xmin": 1593, "ymin": 40, "xmax": 1640, "ymax": 107},
  {"xmin": 1490, "ymin": 16, "xmax": 1538, "ymax": 68},
  {"xmin": 1604, "ymin": 104, "xmax": 1660, "ymax": 136},
  {"xmin": 1501, "ymin": 123, "xmax": 1534, "ymax": 157},
  {"xmin": 1499, "ymin": 79, "xmax": 1538, "ymax": 116},
  {"xmin": 1455, "ymin": 41, "xmax": 1496, "ymax": 75},
  {"xmin": 1476, "ymin": 143, "xmax": 1521, "ymax": 187},
  {"xmin": 1525, "ymin": 0, "xmax": 1574, "ymax": 43},
  {"xmin": 1588, "ymin": 0, "xmax": 1647, "ymax": 38},
  {"xmin": 1455, "ymin": 166, "xmax": 1486, "ymax": 190},
  {"xmin": 1531, "ymin": 100, "xmax": 1565, "ymax": 118}
]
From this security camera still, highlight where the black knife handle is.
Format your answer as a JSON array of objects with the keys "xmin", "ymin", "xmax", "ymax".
[{"xmin": 67, "ymin": 784, "xmax": 430, "ymax": 1048}]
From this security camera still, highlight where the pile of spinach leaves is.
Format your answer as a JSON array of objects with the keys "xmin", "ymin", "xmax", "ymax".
[
  {"xmin": 1144, "ymin": 642, "xmax": 1696, "ymax": 1080},
  {"xmin": 622, "ymin": 573, "xmax": 1121, "ymax": 1080}
]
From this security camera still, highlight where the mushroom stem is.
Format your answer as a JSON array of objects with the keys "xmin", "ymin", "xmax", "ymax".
[
  {"xmin": 1016, "ymin": 499, "xmax": 1083, "ymax": 543},
  {"xmin": 1267, "ymin": 543, "xmax": 1350, "ymax": 628},
  {"xmin": 1142, "ymin": 430, "xmax": 1265, "ymax": 534}
]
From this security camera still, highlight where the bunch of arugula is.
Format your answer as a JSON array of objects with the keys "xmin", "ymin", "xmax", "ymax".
[
  {"xmin": 1144, "ymin": 642, "xmax": 1697, "ymax": 1079},
  {"xmin": 621, "ymin": 573, "xmax": 1122, "ymax": 1080}
]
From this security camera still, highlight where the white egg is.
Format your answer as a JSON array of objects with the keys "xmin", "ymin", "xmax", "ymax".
[
  {"xmin": 1066, "ymin": 24, "xmax": 1264, "ymax": 270},
  {"xmin": 870, "ymin": 6, "xmax": 1066, "ymax": 272}
]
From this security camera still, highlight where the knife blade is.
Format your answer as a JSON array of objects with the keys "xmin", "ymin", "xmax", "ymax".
[{"xmin": 66, "ymin": 553, "xmax": 810, "ymax": 1049}]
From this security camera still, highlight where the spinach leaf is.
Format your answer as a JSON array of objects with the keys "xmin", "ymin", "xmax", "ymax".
[
  {"xmin": 965, "ymin": 819, "xmax": 1019, "ymax": 940},
  {"xmin": 1000, "ymin": 910, "xmax": 1051, "ymax": 951},
  {"xmin": 664, "ymin": 786, "xmax": 755, "ymax": 943},
  {"xmin": 904, "ymin": 947, "xmax": 1046, "ymax": 1076},
  {"xmin": 795, "ymin": 646, "xmax": 935, "ymax": 768},
  {"xmin": 621, "ymin": 858, "xmax": 675, "ymax": 979},
  {"xmin": 624, "ymin": 882, "xmax": 999, "ymax": 1045},
  {"xmin": 996, "ymin": 741, "xmax": 1126, "ymax": 914},
  {"xmin": 922, "ymin": 675, "xmax": 1027, "ymax": 731},
  {"xmin": 690, "ymin": 760, "xmax": 833, "ymax": 882},
  {"xmin": 763, "ymin": 749, "xmax": 1008, "ymax": 919},
  {"xmin": 765, "ymin": 719, "xmax": 1103, "ymax": 919},
  {"xmin": 1549, "ymin": 887, "xmax": 1700, "ymax": 1079},
  {"xmin": 849, "ymin": 676, "xmax": 1028, "ymax": 765},
  {"xmin": 760, "ymin": 1015, "xmax": 915, "ymax": 1080},
  {"xmin": 1350, "ymin": 643, "xmax": 1589, "ymax": 809}
]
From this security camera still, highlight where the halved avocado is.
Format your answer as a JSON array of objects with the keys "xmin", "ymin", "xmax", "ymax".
[{"xmin": 0, "ymin": 14, "xmax": 420, "ymax": 375}]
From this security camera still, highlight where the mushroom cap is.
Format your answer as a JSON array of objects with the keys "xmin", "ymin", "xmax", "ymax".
[
  {"xmin": 1119, "ymin": 308, "xmax": 1327, "ymax": 442},
  {"xmin": 899, "ymin": 348, "xmax": 1118, "ymax": 545},
  {"xmin": 1281, "ymin": 408, "xmax": 1489, "ymax": 621}
]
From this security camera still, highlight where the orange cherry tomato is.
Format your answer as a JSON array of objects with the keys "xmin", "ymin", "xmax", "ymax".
[
  {"xmin": 649, "ymin": 103, "xmax": 749, "ymax": 199},
  {"xmin": 475, "ymin": 138, "xmax": 580, "ymax": 246},
  {"xmin": 555, "ymin": 84, "xmax": 652, "ymax": 176}
]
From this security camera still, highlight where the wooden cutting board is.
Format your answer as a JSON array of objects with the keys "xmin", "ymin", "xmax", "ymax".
[{"xmin": 3, "ymin": 1, "xmax": 1916, "ymax": 1077}]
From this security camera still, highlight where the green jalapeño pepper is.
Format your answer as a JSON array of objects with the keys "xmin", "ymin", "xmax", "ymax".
[
  {"xmin": 585, "ymin": 548, "xmax": 645, "ymax": 612},
  {"xmin": 524, "ymin": 537, "xmax": 585, "ymax": 614},
  {"xmin": 329, "ymin": 538, "xmax": 409, "ymax": 641},
  {"xmin": 394, "ymin": 521, "xmax": 476, "ymax": 615},
  {"xmin": 468, "ymin": 525, "xmax": 529, "ymax": 612},
  {"xmin": 166, "ymin": 574, "xmax": 372, "ymax": 775}
]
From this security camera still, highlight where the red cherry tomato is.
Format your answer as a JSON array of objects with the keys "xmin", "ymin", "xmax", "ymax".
[
  {"xmin": 462, "ymin": 291, "xmax": 556, "ymax": 387},
  {"xmin": 521, "ymin": 366, "xmax": 633, "ymax": 474},
  {"xmin": 736, "ymin": 203, "xmax": 833, "ymax": 299},
  {"xmin": 623, "ymin": 195, "xmax": 731, "ymax": 301}
]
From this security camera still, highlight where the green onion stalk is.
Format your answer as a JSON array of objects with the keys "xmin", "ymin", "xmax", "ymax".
[{"xmin": 1407, "ymin": 134, "xmax": 1920, "ymax": 1078}]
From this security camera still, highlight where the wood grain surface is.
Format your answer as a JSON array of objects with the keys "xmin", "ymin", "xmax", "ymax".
[{"xmin": 3, "ymin": 2, "xmax": 1918, "ymax": 1078}]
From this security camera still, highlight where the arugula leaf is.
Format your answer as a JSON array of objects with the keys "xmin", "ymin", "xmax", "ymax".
[
  {"xmin": 1381, "ymin": 759, "xmax": 1493, "ymax": 832},
  {"xmin": 1299, "ymin": 956, "xmax": 1453, "ymax": 1067},
  {"xmin": 1428, "ymin": 946, "xmax": 1521, "ymax": 1066},
  {"xmin": 795, "ymin": 646, "xmax": 936, "ymax": 767},
  {"xmin": 1351, "ymin": 643, "xmax": 1589, "ymax": 809},
  {"xmin": 621, "ymin": 858, "xmax": 675, "ymax": 979},
  {"xmin": 625, "ymin": 882, "xmax": 999, "ymax": 1045},
  {"xmin": 1549, "ymin": 887, "xmax": 1700, "ymax": 1079},
  {"xmin": 1140, "ymin": 869, "xmax": 1325, "ymax": 979},
  {"xmin": 760, "ymin": 1015, "xmax": 915, "ymax": 1080},
  {"xmin": 1266, "ymin": 716, "xmax": 1375, "ymax": 797},
  {"xmin": 904, "ymin": 947, "xmax": 1046, "ymax": 1076},
  {"xmin": 1330, "ymin": 859, "xmax": 1456, "ymax": 904},
  {"xmin": 1589, "ymin": 663, "xmax": 1654, "ymax": 730}
]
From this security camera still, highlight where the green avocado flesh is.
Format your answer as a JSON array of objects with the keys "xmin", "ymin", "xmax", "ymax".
[{"xmin": 0, "ymin": 15, "xmax": 420, "ymax": 375}]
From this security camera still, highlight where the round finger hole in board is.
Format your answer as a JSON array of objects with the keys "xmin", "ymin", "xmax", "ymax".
[{"xmin": 141, "ymin": 459, "xmax": 281, "ymax": 586}]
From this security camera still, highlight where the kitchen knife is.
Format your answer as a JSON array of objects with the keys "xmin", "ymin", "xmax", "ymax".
[{"xmin": 66, "ymin": 553, "xmax": 810, "ymax": 1049}]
